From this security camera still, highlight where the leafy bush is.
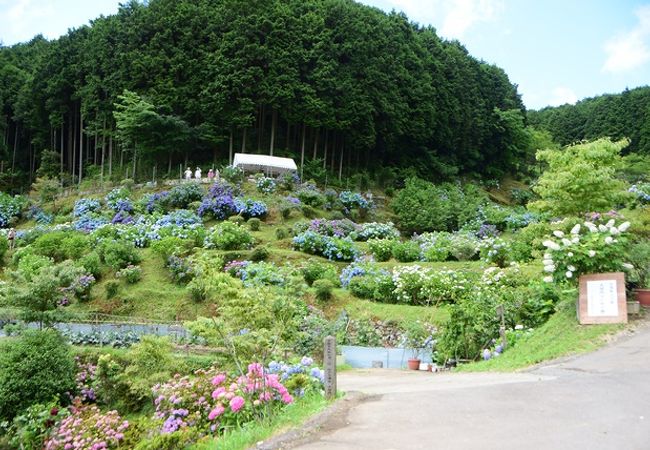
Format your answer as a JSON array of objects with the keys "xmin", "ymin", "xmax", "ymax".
[
  {"xmin": 392, "ymin": 178, "xmax": 485, "ymax": 233},
  {"xmin": 248, "ymin": 217, "xmax": 261, "ymax": 231},
  {"xmin": 0, "ymin": 193, "xmax": 27, "ymax": 227},
  {"xmin": 275, "ymin": 227, "xmax": 289, "ymax": 240},
  {"xmin": 105, "ymin": 187, "xmax": 131, "ymax": 211},
  {"xmin": 151, "ymin": 236, "xmax": 192, "ymax": 262},
  {"xmin": 220, "ymin": 165, "xmax": 244, "ymax": 184},
  {"xmin": 348, "ymin": 272, "xmax": 395, "ymax": 302},
  {"xmin": 105, "ymin": 280, "xmax": 120, "ymax": 298},
  {"xmin": 166, "ymin": 256, "xmax": 195, "ymax": 284},
  {"xmin": 479, "ymin": 237, "xmax": 511, "ymax": 267},
  {"xmin": 313, "ymin": 279, "xmax": 335, "ymax": 301},
  {"xmin": 339, "ymin": 191, "xmax": 372, "ymax": 212},
  {"xmin": 391, "ymin": 240, "xmax": 421, "ymax": 262},
  {"xmin": 302, "ymin": 260, "xmax": 338, "ymax": 286},
  {"xmin": 73, "ymin": 198, "xmax": 102, "ymax": 217},
  {"xmin": 116, "ymin": 264, "xmax": 142, "ymax": 283},
  {"xmin": 235, "ymin": 198, "xmax": 267, "ymax": 219},
  {"xmin": 206, "ymin": 222, "xmax": 253, "ymax": 250},
  {"xmin": 32, "ymin": 231, "xmax": 89, "ymax": 262},
  {"xmin": 99, "ymin": 239, "xmax": 141, "ymax": 270},
  {"xmin": 167, "ymin": 183, "xmax": 204, "ymax": 208},
  {"xmin": 297, "ymin": 188, "xmax": 326, "ymax": 208},
  {"xmin": 0, "ymin": 236, "xmax": 7, "ymax": 263},
  {"xmin": 448, "ymin": 233, "xmax": 480, "ymax": 261},
  {"xmin": 0, "ymin": 330, "xmax": 76, "ymax": 421},
  {"xmin": 368, "ymin": 238, "xmax": 395, "ymax": 262},
  {"xmin": 301, "ymin": 204, "xmax": 317, "ymax": 218},
  {"xmin": 255, "ymin": 176, "xmax": 276, "ymax": 194},
  {"xmin": 250, "ymin": 246, "xmax": 269, "ymax": 261},
  {"xmin": 292, "ymin": 231, "xmax": 358, "ymax": 261},
  {"xmin": 359, "ymin": 222, "xmax": 400, "ymax": 240}
]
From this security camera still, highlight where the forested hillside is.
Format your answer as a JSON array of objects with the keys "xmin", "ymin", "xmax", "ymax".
[
  {"xmin": 0, "ymin": 0, "xmax": 530, "ymax": 191},
  {"xmin": 529, "ymin": 85, "xmax": 650, "ymax": 154}
]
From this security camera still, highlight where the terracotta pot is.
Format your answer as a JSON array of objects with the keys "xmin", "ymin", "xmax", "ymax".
[
  {"xmin": 407, "ymin": 359, "xmax": 421, "ymax": 370},
  {"xmin": 635, "ymin": 289, "xmax": 650, "ymax": 307}
]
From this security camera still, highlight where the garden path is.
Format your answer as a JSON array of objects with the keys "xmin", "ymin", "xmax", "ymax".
[{"xmin": 294, "ymin": 323, "xmax": 650, "ymax": 450}]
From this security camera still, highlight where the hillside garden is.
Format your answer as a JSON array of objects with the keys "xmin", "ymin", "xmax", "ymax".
[{"xmin": 0, "ymin": 138, "xmax": 648, "ymax": 448}]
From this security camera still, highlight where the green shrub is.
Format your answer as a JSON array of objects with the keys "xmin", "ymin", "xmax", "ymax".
[
  {"xmin": 31, "ymin": 232, "xmax": 67, "ymax": 261},
  {"xmin": 280, "ymin": 204, "xmax": 293, "ymax": 220},
  {"xmin": 228, "ymin": 214, "xmax": 245, "ymax": 225},
  {"xmin": 368, "ymin": 238, "xmax": 395, "ymax": 262},
  {"xmin": 302, "ymin": 260, "xmax": 338, "ymax": 286},
  {"xmin": 116, "ymin": 264, "xmax": 142, "ymax": 283},
  {"xmin": 248, "ymin": 217, "xmax": 261, "ymax": 231},
  {"xmin": 297, "ymin": 189, "xmax": 326, "ymax": 207},
  {"xmin": 392, "ymin": 240, "xmax": 421, "ymax": 262},
  {"xmin": 207, "ymin": 222, "xmax": 253, "ymax": 250},
  {"xmin": 77, "ymin": 251, "xmax": 102, "ymax": 279},
  {"xmin": 16, "ymin": 253, "xmax": 53, "ymax": 280},
  {"xmin": 348, "ymin": 273, "xmax": 395, "ymax": 302},
  {"xmin": 0, "ymin": 330, "xmax": 75, "ymax": 421},
  {"xmin": 0, "ymin": 236, "xmax": 8, "ymax": 264},
  {"xmin": 166, "ymin": 183, "xmax": 204, "ymax": 208},
  {"xmin": 275, "ymin": 227, "xmax": 289, "ymax": 240},
  {"xmin": 99, "ymin": 240, "xmax": 141, "ymax": 270},
  {"xmin": 420, "ymin": 232, "xmax": 452, "ymax": 262},
  {"xmin": 313, "ymin": 279, "xmax": 335, "ymax": 301},
  {"xmin": 105, "ymin": 280, "xmax": 120, "ymax": 298},
  {"xmin": 301, "ymin": 205, "xmax": 316, "ymax": 218},
  {"xmin": 250, "ymin": 246, "xmax": 269, "ymax": 261},
  {"xmin": 151, "ymin": 236, "xmax": 191, "ymax": 262}
]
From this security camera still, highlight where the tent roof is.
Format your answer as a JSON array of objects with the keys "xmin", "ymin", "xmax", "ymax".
[{"xmin": 232, "ymin": 153, "xmax": 297, "ymax": 171}]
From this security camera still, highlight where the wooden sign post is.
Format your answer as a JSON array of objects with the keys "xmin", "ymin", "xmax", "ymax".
[
  {"xmin": 578, "ymin": 272, "xmax": 627, "ymax": 324},
  {"xmin": 324, "ymin": 336, "xmax": 337, "ymax": 400}
]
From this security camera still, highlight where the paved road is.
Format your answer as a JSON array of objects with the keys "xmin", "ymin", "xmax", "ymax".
[{"xmin": 297, "ymin": 324, "xmax": 650, "ymax": 450}]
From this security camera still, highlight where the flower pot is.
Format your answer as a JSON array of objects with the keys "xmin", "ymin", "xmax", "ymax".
[
  {"xmin": 407, "ymin": 359, "xmax": 421, "ymax": 370},
  {"xmin": 635, "ymin": 289, "xmax": 650, "ymax": 308}
]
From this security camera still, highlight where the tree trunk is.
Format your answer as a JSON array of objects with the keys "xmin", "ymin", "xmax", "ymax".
[
  {"xmin": 167, "ymin": 152, "xmax": 172, "ymax": 175},
  {"xmin": 60, "ymin": 122, "xmax": 64, "ymax": 180},
  {"xmin": 241, "ymin": 128, "xmax": 247, "ymax": 153},
  {"xmin": 108, "ymin": 133, "xmax": 113, "ymax": 178},
  {"xmin": 286, "ymin": 119, "xmax": 291, "ymax": 152},
  {"xmin": 339, "ymin": 139, "xmax": 344, "ymax": 180},
  {"xmin": 312, "ymin": 127, "xmax": 319, "ymax": 159},
  {"xmin": 300, "ymin": 123, "xmax": 306, "ymax": 180},
  {"xmin": 269, "ymin": 109, "xmax": 277, "ymax": 156},
  {"xmin": 100, "ymin": 116, "xmax": 106, "ymax": 181},
  {"xmin": 71, "ymin": 110, "xmax": 76, "ymax": 178},
  {"xmin": 323, "ymin": 130, "xmax": 328, "ymax": 169},
  {"xmin": 78, "ymin": 110, "xmax": 83, "ymax": 185},
  {"xmin": 331, "ymin": 132, "xmax": 336, "ymax": 170},
  {"xmin": 229, "ymin": 129, "xmax": 233, "ymax": 165},
  {"xmin": 11, "ymin": 123, "xmax": 18, "ymax": 173},
  {"xmin": 132, "ymin": 142, "xmax": 137, "ymax": 180}
]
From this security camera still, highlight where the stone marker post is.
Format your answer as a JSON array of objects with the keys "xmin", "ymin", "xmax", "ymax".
[{"xmin": 324, "ymin": 335, "xmax": 337, "ymax": 400}]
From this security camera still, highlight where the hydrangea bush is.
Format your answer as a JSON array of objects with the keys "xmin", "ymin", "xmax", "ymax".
[{"xmin": 292, "ymin": 231, "xmax": 358, "ymax": 261}]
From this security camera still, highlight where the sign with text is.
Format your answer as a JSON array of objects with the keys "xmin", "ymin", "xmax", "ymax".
[
  {"xmin": 324, "ymin": 336, "xmax": 337, "ymax": 400},
  {"xmin": 578, "ymin": 272, "xmax": 627, "ymax": 324}
]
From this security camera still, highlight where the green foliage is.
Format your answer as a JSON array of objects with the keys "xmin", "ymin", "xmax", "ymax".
[
  {"xmin": 391, "ymin": 240, "xmax": 421, "ymax": 262},
  {"xmin": 367, "ymin": 238, "xmax": 395, "ymax": 262},
  {"xmin": 116, "ymin": 264, "xmax": 143, "ymax": 283},
  {"xmin": 248, "ymin": 217, "xmax": 261, "ymax": 231},
  {"xmin": 3, "ymin": 399, "xmax": 63, "ymax": 450},
  {"xmin": 32, "ymin": 231, "xmax": 89, "ymax": 262},
  {"xmin": 151, "ymin": 236, "xmax": 192, "ymax": 262},
  {"xmin": 98, "ymin": 239, "xmax": 141, "ymax": 270},
  {"xmin": 0, "ymin": 236, "xmax": 8, "ymax": 264},
  {"xmin": 30, "ymin": 177, "xmax": 60, "ymax": 206},
  {"xmin": 166, "ymin": 183, "xmax": 204, "ymax": 208},
  {"xmin": 530, "ymin": 138, "xmax": 630, "ymax": 216},
  {"xmin": 348, "ymin": 273, "xmax": 395, "ymax": 302},
  {"xmin": 275, "ymin": 227, "xmax": 289, "ymax": 240},
  {"xmin": 207, "ymin": 221, "xmax": 253, "ymax": 250},
  {"xmin": 301, "ymin": 260, "xmax": 338, "ymax": 286},
  {"xmin": 227, "ymin": 215, "xmax": 246, "ymax": 226},
  {"xmin": 105, "ymin": 280, "xmax": 120, "ymax": 298},
  {"xmin": 76, "ymin": 251, "xmax": 102, "ymax": 279},
  {"xmin": 392, "ymin": 178, "xmax": 485, "ymax": 233},
  {"xmin": 250, "ymin": 246, "xmax": 269, "ymax": 262},
  {"xmin": 313, "ymin": 279, "xmax": 335, "ymax": 301},
  {"xmin": 0, "ymin": 330, "xmax": 75, "ymax": 421}
]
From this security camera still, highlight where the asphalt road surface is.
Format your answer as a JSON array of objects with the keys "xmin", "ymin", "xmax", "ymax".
[{"xmin": 296, "ymin": 323, "xmax": 650, "ymax": 450}]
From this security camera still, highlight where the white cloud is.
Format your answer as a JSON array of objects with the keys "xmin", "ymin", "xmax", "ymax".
[
  {"xmin": 372, "ymin": 0, "xmax": 503, "ymax": 39},
  {"xmin": 602, "ymin": 5, "xmax": 650, "ymax": 73},
  {"xmin": 548, "ymin": 87, "xmax": 578, "ymax": 107}
]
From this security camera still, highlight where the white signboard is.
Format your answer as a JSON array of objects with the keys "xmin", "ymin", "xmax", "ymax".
[{"xmin": 586, "ymin": 279, "xmax": 619, "ymax": 317}]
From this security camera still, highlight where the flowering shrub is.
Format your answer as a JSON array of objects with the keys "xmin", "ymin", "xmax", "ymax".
[
  {"xmin": 110, "ymin": 210, "xmax": 134, "ymax": 225},
  {"xmin": 44, "ymin": 401, "xmax": 129, "ymax": 450},
  {"xmin": 292, "ymin": 231, "xmax": 358, "ymax": 261},
  {"xmin": 339, "ymin": 191, "xmax": 372, "ymax": 211},
  {"xmin": 152, "ymin": 363, "xmax": 295, "ymax": 437},
  {"xmin": 73, "ymin": 214, "xmax": 108, "ymax": 233},
  {"xmin": 277, "ymin": 172, "xmax": 300, "ymax": 191},
  {"xmin": 391, "ymin": 240, "xmax": 421, "ymax": 262},
  {"xmin": 220, "ymin": 165, "xmax": 244, "ymax": 184},
  {"xmin": 68, "ymin": 274, "xmax": 96, "ymax": 302},
  {"xmin": 26, "ymin": 205, "xmax": 54, "ymax": 224},
  {"xmin": 448, "ymin": 233, "xmax": 480, "ymax": 261},
  {"xmin": 392, "ymin": 265, "xmax": 430, "ymax": 304},
  {"xmin": 629, "ymin": 183, "xmax": 650, "ymax": 204},
  {"xmin": 141, "ymin": 191, "xmax": 169, "ymax": 214},
  {"xmin": 541, "ymin": 220, "xmax": 631, "ymax": 283},
  {"xmin": 235, "ymin": 198, "xmax": 268, "ymax": 219},
  {"xmin": 75, "ymin": 359, "xmax": 98, "ymax": 403},
  {"xmin": 358, "ymin": 222, "xmax": 400, "ymax": 240},
  {"xmin": 420, "ymin": 269, "xmax": 474, "ymax": 304},
  {"xmin": 267, "ymin": 357, "xmax": 325, "ymax": 397},
  {"xmin": 206, "ymin": 222, "xmax": 253, "ymax": 250},
  {"xmin": 116, "ymin": 264, "xmax": 142, "ymax": 283},
  {"xmin": 104, "ymin": 187, "xmax": 131, "ymax": 211},
  {"xmin": 227, "ymin": 261, "xmax": 287, "ymax": 287},
  {"xmin": 417, "ymin": 232, "xmax": 452, "ymax": 262},
  {"xmin": 72, "ymin": 198, "xmax": 102, "ymax": 217},
  {"xmin": 308, "ymin": 218, "xmax": 360, "ymax": 238},
  {"xmin": 197, "ymin": 196, "xmax": 238, "ymax": 220},
  {"xmin": 296, "ymin": 187, "xmax": 326, "ymax": 208},
  {"xmin": 479, "ymin": 237, "xmax": 511, "ymax": 267},
  {"xmin": 367, "ymin": 238, "xmax": 396, "ymax": 261},
  {"xmin": 167, "ymin": 183, "xmax": 204, "ymax": 208},
  {"xmin": 504, "ymin": 211, "xmax": 540, "ymax": 231},
  {"xmin": 255, "ymin": 176, "xmax": 277, "ymax": 194},
  {"xmin": 166, "ymin": 255, "xmax": 195, "ymax": 283}
]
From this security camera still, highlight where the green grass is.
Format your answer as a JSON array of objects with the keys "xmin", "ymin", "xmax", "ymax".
[
  {"xmin": 190, "ymin": 393, "xmax": 330, "ymax": 450},
  {"xmin": 456, "ymin": 299, "xmax": 625, "ymax": 372}
]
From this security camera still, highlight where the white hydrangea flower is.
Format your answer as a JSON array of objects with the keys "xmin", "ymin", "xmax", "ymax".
[
  {"xmin": 543, "ymin": 253, "xmax": 552, "ymax": 260},
  {"xmin": 598, "ymin": 224, "xmax": 608, "ymax": 232},
  {"xmin": 622, "ymin": 263, "xmax": 634, "ymax": 270},
  {"xmin": 606, "ymin": 219, "xmax": 615, "ymax": 228},
  {"xmin": 562, "ymin": 238, "xmax": 572, "ymax": 246},
  {"xmin": 568, "ymin": 265, "xmax": 576, "ymax": 272},
  {"xmin": 543, "ymin": 240, "xmax": 561, "ymax": 251},
  {"xmin": 565, "ymin": 271, "xmax": 573, "ymax": 278},
  {"xmin": 572, "ymin": 237, "xmax": 580, "ymax": 244},
  {"xmin": 544, "ymin": 264, "xmax": 556, "ymax": 273},
  {"xmin": 588, "ymin": 250, "xmax": 596, "ymax": 257},
  {"xmin": 610, "ymin": 226, "xmax": 619, "ymax": 235},
  {"xmin": 543, "ymin": 259, "xmax": 554, "ymax": 265},
  {"xmin": 543, "ymin": 276, "xmax": 553, "ymax": 283},
  {"xmin": 570, "ymin": 224, "xmax": 581, "ymax": 235},
  {"xmin": 605, "ymin": 236, "xmax": 614, "ymax": 244},
  {"xmin": 567, "ymin": 252, "xmax": 573, "ymax": 257},
  {"xmin": 553, "ymin": 230, "xmax": 565, "ymax": 238},
  {"xmin": 619, "ymin": 221, "xmax": 631, "ymax": 232}
]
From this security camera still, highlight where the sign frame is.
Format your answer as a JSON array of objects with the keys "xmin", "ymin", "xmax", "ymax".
[{"xmin": 577, "ymin": 272, "xmax": 627, "ymax": 324}]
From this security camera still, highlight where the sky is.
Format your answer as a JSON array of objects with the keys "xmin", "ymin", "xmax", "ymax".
[{"xmin": 1, "ymin": 0, "xmax": 649, "ymax": 110}]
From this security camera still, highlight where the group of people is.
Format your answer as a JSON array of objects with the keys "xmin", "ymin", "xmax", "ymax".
[{"xmin": 184, "ymin": 167, "xmax": 218, "ymax": 182}]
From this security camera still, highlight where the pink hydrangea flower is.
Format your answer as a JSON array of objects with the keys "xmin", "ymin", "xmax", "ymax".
[
  {"xmin": 208, "ymin": 405, "xmax": 225, "ymax": 420},
  {"xmin": 229, "ymin": 396, "xmax": 245, "ymax": 412}
]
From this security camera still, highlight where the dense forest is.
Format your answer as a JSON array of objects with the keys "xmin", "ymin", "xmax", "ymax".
[
  {"xmin": 529, "ymin": 85, "xmax": 650, "ymax": 154},
  {"xmin": 0, "ymin": 0, "xmax": 532, "ymax": 191}
]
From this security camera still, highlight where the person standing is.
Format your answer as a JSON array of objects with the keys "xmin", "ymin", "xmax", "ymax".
[
  {"xmin": 184, "ymin": 167, "xmax": 192, "ymax": 180},
  {"xmin": 7, "ymin": 228, "xmax": 16, "ymax": 250},
  {"xmin": 195, "ymin": 167, "xmax": 202, "ymax": 181},
  {"xmin": 207, "ymin": 168, "xmax": 215, "ymax": 181}
]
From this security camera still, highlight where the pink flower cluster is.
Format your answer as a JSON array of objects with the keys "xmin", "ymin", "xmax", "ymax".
[
  {"xmin": 44, "ymin": 401, "xmax": 129, "ymax": 450},
  {"xmin": 75, "ymin": 359, "xmax": 97, "ymax": 403},
  {"xmin": 152, "ymin": 363, "xmax": 294, "ymax": 436}
]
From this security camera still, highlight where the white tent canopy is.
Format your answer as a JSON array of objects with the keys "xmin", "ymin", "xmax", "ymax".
[{"xmin": 232, "ymin": 153, "xmax": 297, "ymax": 175}]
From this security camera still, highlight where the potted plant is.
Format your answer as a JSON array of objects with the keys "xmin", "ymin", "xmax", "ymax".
[
  {"xmin": 626, "ymin": 240, "xmax": 650, "ymax": 307},
  {"xmin": 402, "ymin": 321, "xmax": 433, "ymax": 370}
]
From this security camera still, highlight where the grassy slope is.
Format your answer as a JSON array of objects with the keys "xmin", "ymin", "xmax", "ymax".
[{"xmin": 456, "ymin": 299, "xmax": 626, "ymax": 372}]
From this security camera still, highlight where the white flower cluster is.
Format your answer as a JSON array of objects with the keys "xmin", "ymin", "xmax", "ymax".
[{"xmin": 541, "ymin": 219, "xmax": 631, "ymax": 282}]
